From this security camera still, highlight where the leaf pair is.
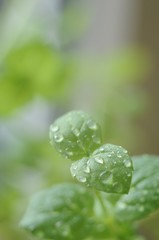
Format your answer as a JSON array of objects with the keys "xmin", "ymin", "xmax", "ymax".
[
  {"xmin": 49, "ymin": 111, "xmax": 133, "ymax": 194},
  {"xmin": 20, "ymin": 155, "xmax": 159, "ymax": 239}
]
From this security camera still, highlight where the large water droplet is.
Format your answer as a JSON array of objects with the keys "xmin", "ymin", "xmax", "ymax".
[
  {"xmin": 100, "ymin": 147, "xmax": 105, "ymax": 152},
  {"xmin": 107, "ymin": 153, "xmax": 112, "ymax": 157},
  {"xmin": 54, "ymin": 133, "xmax": 64, "ymax": 142},
  {"xmin": 117, "ymin": 151, "xmax": 122, "ymax": 158},
  {"xmin": 78, "ymin": 176, "xmax": 87, "ymax": 183},
  {"xmin": 87, "ymin": 120, "xmax": 98, "ymax": 130},
  {"xmin": 70, "ymin": 168, "xmax": 76, "ymax": 177},
  {"xmin": 84, "ymin": 165, "xmax": 90, "ymax": 173},
  {"xmin": 72, "ymin": 165, "xmax": 77, "ymax": 171},
  {"xmin": 72, "ymin": 128, "xmax": 80, "ymax": 137},
  {"xmin": 123, "ymin": 149, "xmax": 128, "ymax": 153},
  {"xmin": 92, "ymin": 135, "xmax": 101, "ymax": 144},
  {"xmin": 94, "ymin": 157, "xmax": 104, "ymax": 164},
  {"xmin": 102, "ymin": 174, "xmax": 113, "ymax": 185},
  {"xmin": 51, "ymin": 125, "xmax": 59, "ymax": 132},
  {"xmin": 87, "ymin": 159, "xmax": 90, "ymax": 165},
  {"xmin": 100, "ymin": 171, "xmax": 113, "ymax": 185},
  {"xmin": 124, "ymin": 159, "xmax": 131, "ymax": 168}
]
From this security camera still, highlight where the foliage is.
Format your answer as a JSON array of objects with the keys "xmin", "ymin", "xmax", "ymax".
[
  {"xmin": 0, "ymin": 41, "xmax": 74, "ymax": 116},
  {"xmin": 20, "ymin": 111, "xmax": 159, "ymax": 240}
]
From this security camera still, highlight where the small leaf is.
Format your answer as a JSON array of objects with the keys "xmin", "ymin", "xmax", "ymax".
[
  {"xmin": 115, "ymin": 155, "xmax": 159, "ymax": 221},
  {"xmin": 20, "ymin": 183, "xmax": 95, "ymax": 240},
  {"xmin": 70, "ymin": 144, "xmax": 133, "ymax": 194},
  {"xmin": 49, "ymin": 111, "xmax": 102, "ymax": 160}
]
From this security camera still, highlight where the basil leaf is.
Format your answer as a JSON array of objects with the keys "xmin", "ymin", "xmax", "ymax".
[
  {"xmin": 70, "ymin": 144, "xmax": 133, "ymax": 194},
  {"xmin": 49, "ymin": 111, "xmax": 102, "ymax": 160},
  {"xmin": 20, "ymin": 183, "xmax": 95, "ymax": 240},
  {"xmin": 115, "ymin": 155, "xmax": 159, "ymax": 221}
]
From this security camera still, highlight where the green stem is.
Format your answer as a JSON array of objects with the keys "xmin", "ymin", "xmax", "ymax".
[{"xmin": 95, "ymin": 190, "xmax": 108, "ymax": 215}]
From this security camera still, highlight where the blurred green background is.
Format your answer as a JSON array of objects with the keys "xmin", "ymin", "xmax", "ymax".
[{"xmin": 0, "ymin": 1, "xmax": 159, "ymax": 239}]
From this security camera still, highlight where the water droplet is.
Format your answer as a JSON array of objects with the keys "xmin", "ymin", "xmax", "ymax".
[
  {"xmin": 78, "ymin": 176, "xmax": 87, "ymax": 183},
  {"xmin": 84, "ymin": 165, "xmax": 90, "ymax": 173},
  {"xmin": 100, "ymin": 171, "xmax": 113, "ymax": 185},
  {"xmin": 127, "ymin": 173, "xmax": 131, "ymax": 177},
  {"xmin": 107, "ymin": 153, "xmax": 112, "ymax": 157},
  {"xmin": 99, "ymin": 171, "xmax": 107, "ymax": 177},
  {"xmin": 92, "ymin": 135, "xmax": 101, "ymax": 144},
  {"xmin": 124, "ymin": 159, "xmax": 131, "ymax": 168},
  {"xmin": 54, "ymin": 133, "xmax": 64, "ymax": 142},
  {"xmin": 70, "ymin": 167, "xmax": 76, "ymax": 177},
  {"xmin": 67, "ymin": 151, "xmax": 73, "ymax": 156},
  {"xmin": 51, "ymin": 125, "xmax": 59, "ymax": 132},
  {"xmin": 117, "ymin": 152, "xmax": 122, "ymax": 158},
  {"xmin": 123, "ymin": 149, "xmax": 128, "ymax": 153},
  {"xmin": 87, "ymin": 120, "xmax": 98, "ymax": 130},
  {"xmin": 71, "ymin": 172, "xmax": 76, "ymax": 177},
  {"xmin": 72, "ymin": 165, "xmax": 77, "ymax": 171},
  {"xmin": 100, "ymin": 147, "xmax": 105, "ymax": 152},
  {"xmin": 94, "ymin": 157, "xmax": 104, "ymax": 164},
  {"xmin": 72, "ymin": 128, "xmax": 80, "ymax": 137}
]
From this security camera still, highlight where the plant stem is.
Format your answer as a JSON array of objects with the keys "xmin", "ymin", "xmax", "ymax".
[{"xmin": 95, "ymin": 190, "xmax": 108, "ymax": 215}]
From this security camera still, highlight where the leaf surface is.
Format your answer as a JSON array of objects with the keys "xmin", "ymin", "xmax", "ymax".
[
  {"xmin": 20, "ymin": 183, "xmax": 96, "ymax": 240},
  {"xmin": 115, "ymin": 155, "xmax": 159, "ymax": 221},
  {"xmin": 71, "ymin": 144, "xmax": 133, "ymax": 194},
  {"xmin": 49, "ymin": 111, "xmax": 102, "ymax": 160}
]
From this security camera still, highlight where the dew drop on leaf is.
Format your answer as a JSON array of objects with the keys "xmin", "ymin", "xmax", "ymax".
[
  {"xmin": 117, "ymin": 152, "xmax": 122, "ymax": 158},
  {"xmin": 54, "ymin": 134, "xmax": 64, "ymax": 143},
  {"xmin": 92, "ymin": 135, "xmax": 101, "ymax": 144},
  {"xmin": 51, "ymin": 125, "xmax": 59, "ymax": 132},
  {"xmin": 78, "ymin": 176, "xmax": 87, "ymax": 183},
  {"xmin": 94, "ymin": 157, "xmax": 104, "ymax": 164},
  {"xmin": 72, "ymin": 128, "xmax": 80, "ymax": 137},
  {"xmin": 124, "ymin": 159, "xmax": 131, "ymax": 168},
  {"xmin": 107, "ymin": 153, "xmax": 112, "ymax": 157},
  {"xmin": 87, "ymin": 120, "xmax": 98, "ymax": 130},
  {"xmin": 84, "ymin": 165, "xmax": 90, "ymax": 173}
]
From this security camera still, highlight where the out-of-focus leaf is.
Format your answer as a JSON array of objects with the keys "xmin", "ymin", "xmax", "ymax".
[
  {"xmin": 115, "ymin": 155, "xmax": 159, "ymax": 222},
  {"xmin": 77, "ymin": 48, "xmax": 150, "ymax": 84},
  {"xmin": 20, "ymin": 183, "xmax": 96, "ymax": 240},
  {"xmin": 0, "ymin": 41, "xmax": 74, "ymax": 116}
]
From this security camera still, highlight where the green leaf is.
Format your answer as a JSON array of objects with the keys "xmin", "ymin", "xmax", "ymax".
[
  {"xmin": 70, "ymin": 144, "xmax": 133, "ymax": 194},
  {"xmin": 20, "ymin": 183, "xmax": 95, "ymax": 240},
  {"xmin": 115, "ymin": 155, "xmax": 159, "ymax": 221},
  {"xmin": 49, "ymin": 111, "xmax": 102, "ymax": 160}
]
